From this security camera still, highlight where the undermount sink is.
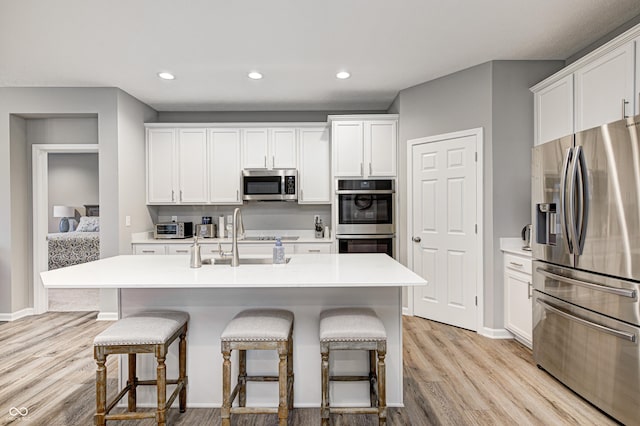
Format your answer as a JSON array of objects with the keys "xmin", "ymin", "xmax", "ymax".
[{"xmin": 203, "ymin": 257, "xmax": 291, "ymax": 265}]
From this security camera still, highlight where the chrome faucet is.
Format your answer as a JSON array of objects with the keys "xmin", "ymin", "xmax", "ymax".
[{"xmin": 231, "ymin": 207, "xmax": 244, "ymax": 267}]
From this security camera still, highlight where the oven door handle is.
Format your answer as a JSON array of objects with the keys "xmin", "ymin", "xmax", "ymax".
[
  {"xmin": 336, "ymin": 234, "xmax": 395, "ymax": 239},
  {"xmin": 335, "ymin": 189, "xmax": 395, "ymax": 194}
]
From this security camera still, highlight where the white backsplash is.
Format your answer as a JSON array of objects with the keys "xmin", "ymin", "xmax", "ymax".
[{"xmin": 151, "ymin": 202, "xmax": 331, "ymax": 233}]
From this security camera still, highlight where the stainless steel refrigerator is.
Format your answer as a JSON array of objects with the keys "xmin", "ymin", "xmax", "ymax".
[{"xmin": 532, "ymin": 116, "xmax": 640, "ymax": 425}]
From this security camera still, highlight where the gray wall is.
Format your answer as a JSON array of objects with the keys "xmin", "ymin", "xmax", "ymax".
[
  {"xmin": 0, "ymin": 87, "xmax": 158, "ymax": 316},
  {"xmin": 566, "ymin": 14, "xmax": 640, "ymax": 65},
  {"xmin": 391, "ymin": 60, "xmax": 563, "ymax": 330},
  {"xmin": 47, "ymin": 153, "xmax": 99, "ymax": 233}
]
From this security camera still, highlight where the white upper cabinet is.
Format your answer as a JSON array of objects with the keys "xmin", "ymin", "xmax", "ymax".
[
  {"xmin": 177, "ymin": 129, "xmax": 208, "ymax": 203},
  {"xmin": 147, "ymin": 128, "xmax": 176, "ymax": 204},
  {"xmin": 575, "ymin": 43, "xmax": 635, "ymax": 132},
  {"xmin": 298, "ymin": 127, "xmax": 330, "ymax": 204},
  {"xmin": 209, "ymin": 128, "xmax": 242, "ymax": 204},
  {"xmin": 331, "ymin": 115, "xmax": 397, "ymax": 178},
  {"xmin": 241, "ymin": 128, "xmax": 297, "ymax": 170},
  {"xmin": 534, "ymin": 75, "xmax": 574, "ymax": 145}
]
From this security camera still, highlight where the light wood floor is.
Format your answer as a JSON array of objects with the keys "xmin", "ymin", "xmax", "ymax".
[{"xmin": 0, "ymin": 312, "xmax": 617, "ymax": 425}]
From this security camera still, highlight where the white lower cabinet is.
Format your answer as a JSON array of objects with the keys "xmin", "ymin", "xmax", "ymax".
[
  {"xmin": 503, "ymin": 252, "xmax": 533, "ymax": 348},
  {"xmin": 133, "ymin": 244, "xmax": 167, "ymax": 255}
]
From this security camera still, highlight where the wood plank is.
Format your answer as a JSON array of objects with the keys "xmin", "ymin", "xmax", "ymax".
[{"xmin": 0, "ymin": 313, "xmax": 618, "ymax": 425}]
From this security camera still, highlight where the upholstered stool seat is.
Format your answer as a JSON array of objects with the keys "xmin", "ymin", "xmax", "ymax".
[
  {"xmin": 319, "ymin": 307, "xmax": 387, "ymax": 425},
  {"xmin": 93, "ymin": 311, "xmax": 189, "ymax": 426},
  {"xmin": 221, "ymin": 309, "xmax": 294, "ymax": 426}
]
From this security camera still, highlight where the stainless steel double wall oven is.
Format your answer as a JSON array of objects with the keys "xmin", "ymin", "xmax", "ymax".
[{"xmin": 336, "ymin": 179, "xmax": 395, "ymax": 257}]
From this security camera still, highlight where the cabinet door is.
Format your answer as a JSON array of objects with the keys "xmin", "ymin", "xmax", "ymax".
[
  {"xmin": 209, "ymin": 129, "xmax": 242, "ymax": 204},
  {"xmin": 147, "ymin": 128, "xmax": 176, "ymax": 204},
  {"xmin": 270, "ymin": 128, "xmax": 297, "ymax": 169},
  {"xmin": 177, "ymin": 128, "xmax": 207, "ymax": 203},
  {"xmin": 332, "ymin": 121, "xmax": 364, "ymax": 177},
  {"xmin": 242, "ymin": 128, "xmax": 269, "ymax": 169},
  {"xmin": 504, "ymin": 268, "xmax": 533, "ymax": 347},
  {"xmin": 575, "ymin": 43, "xmax": 635, "ymax": 132},
  {"xmin": 167, "ymin": 244, "xmax": 191, "ymax": 255},
  {"xmin": 298, "ymin": 127, "xmax": 331, "ymax": 204},
  {"xmin": 534, "ymin": 74, "xmax": 574, "ymax": 145},
  {"xmin": 366, "ymin": 120, "xmax": 397, "ymax": 177}
]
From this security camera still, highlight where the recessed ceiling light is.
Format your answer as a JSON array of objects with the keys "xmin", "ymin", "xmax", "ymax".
[
  {"xmin": 158, "ymin": 72, "xmax": 175, "ymax": 80},
  {"xmin": 336, "ymin": 71, "xmax": 351, "ymax": 79},
  {"xmin": 248, "ymin": 71, "xmax": 263, "ymax": 80}
]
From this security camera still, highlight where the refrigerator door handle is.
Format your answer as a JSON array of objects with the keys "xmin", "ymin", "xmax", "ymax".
[
  {"xmin": 568, "ymin": 147, "xmax": 581, "ymax": 257},
  {"xmin": 537, "ymin": 299, "xmax": 636, "ymax": 342},
  {"xmin": 536, "ymin": 267, "xmax": 637, "ymax": 298},
  {"xmin": 560, "ymin": 147, "xmax": 574, "ymax": 254},
  {"xmin": 575, "ymin": 146, "xmax": 589, "ymax": 255}
]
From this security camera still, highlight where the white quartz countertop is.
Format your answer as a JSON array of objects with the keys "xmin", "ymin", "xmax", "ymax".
[
  {"xmin": 40, "ymin": 254, "xmax": 427, "ymax": 289},
  {"xmin": 500, "ymin": 237, "xmax": 532, "ymax": 257}
]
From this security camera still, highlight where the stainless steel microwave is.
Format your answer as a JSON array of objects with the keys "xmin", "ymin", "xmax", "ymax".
[
  {"xmin": 242, "ymin": 169, "xmax": 297, "ymax": 201},
  {"xmin": 154, "ymin": 222, "xmax": 193, "ymax": 239}
]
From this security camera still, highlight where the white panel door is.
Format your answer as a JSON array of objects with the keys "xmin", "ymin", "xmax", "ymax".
[
  {"xmin": 411, "ymin": 133, "xmax": 478, "ymax": 330},
  {"xmin": 332, "ymin": 121, "xmax": 364, "ymax": 177},
  {"xmin": 535, "ymin": 74, "xmax": 574, "ymax": 145},
  {"xmin": 241, "ymin": 128, "xmax": 269, "ymax": 169},
  {"xmin": 270, "ymin": 128, "xmax": 297, "ymax": 169},
  {"xmin": 209, "ymin": 129, "xmax": 242, "ymax": 204},
  {"xmin": 298, "ymin": 127, "xmax": 330, "ymax": 204},
  {"xmin": 575, "ymin": 43, "xmax": 635, "ymax": 132},
  {"xmin": 177, "ymin": 128, "xmax": 207, "ymax": 203},
  {"xmin": 366, "ymin": 120, "xmax": 397, "ymax": 176},
  {"xmin": 146, "ymin": 128, "xmax": 176, "ymax": 204}
]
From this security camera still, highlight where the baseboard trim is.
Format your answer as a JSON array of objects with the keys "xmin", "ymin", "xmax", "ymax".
[
  {"xmin": 402, "ymin": 307, "xmax": 411, "ymax": 316},
  {"xmin": 479, "ymin": 327, "xmax": 514, "ymax": 339},
  {"xmin": 97, "ymin": 311, "xmax": 118, "ymax": 321},
  {"xmin": 0, "ymin": 308, "xmax": 35, "ymax": 322}
]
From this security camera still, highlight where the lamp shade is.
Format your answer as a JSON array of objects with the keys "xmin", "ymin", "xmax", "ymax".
[{"xmin": 53, "ymin": 205, "xmax": 75, "ymax": 218}]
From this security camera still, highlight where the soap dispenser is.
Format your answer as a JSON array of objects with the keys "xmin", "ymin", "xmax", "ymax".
[
  {"xmin": 190, "ymin": 236, "xmax": 202, "ymax": 268},
  {"xmin": 273, "ymin": 237, "xmax": 285, "ymax": 265}
]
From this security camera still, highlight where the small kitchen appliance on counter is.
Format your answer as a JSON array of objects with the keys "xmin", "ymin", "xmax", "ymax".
[
  {"xmin": 521, "ymin": 224, "xmax": 532, "ymax": 251},
  {"xmin": 196, "ymin": 224, "xmax": 216, "ymax": 239},
  {"xmin": 154, "ymin": 222, "xmax": 193, "ymax": 239}
]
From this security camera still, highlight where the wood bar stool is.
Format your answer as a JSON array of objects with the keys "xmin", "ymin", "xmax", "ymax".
[
  {"xmin": 220, "ymin": 309, "xmax": 294, "ymax": 426},
  {"xmin": 319, "ymin": 307, "xmax": 387, "ymax": 425},
  {"xmin": 93, "ymin": 310, "xmax": 189, "ymax": 426}
]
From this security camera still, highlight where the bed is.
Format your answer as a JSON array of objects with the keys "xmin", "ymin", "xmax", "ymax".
[{"xmin": 47, "ymin": 213, "xmax": 100, "ymax": 270}]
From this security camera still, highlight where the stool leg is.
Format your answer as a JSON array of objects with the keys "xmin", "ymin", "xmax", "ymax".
[
  {"xmin": 287, "ymin": 333, "xmax": 294, "ymax": 410},
  {"xmin": 94, "ymin": 347, "xmax": 107, "ymax": 426},
  {"xmin": 369, "ymin": 350, "xmax": 378, "ymax": 407},
  {"xmin": 156, "ymin": 346, "xmax": 167, "ymax": 426},
  {"xmin": 377, "ymin": 343, "xmax": 387, "ymax": 426},
  {"xmin": 278, "ymin": 343, "xmax": 288, "ymax": 426},
  {"xmin": 179, "ymin": 330, "xmax": 187, "ymax": 413},
  {"xmin": 320, "ymin": 343, "xmax": 330, "ymax": 426},
  {"xmin": 128, "ymin": 353, "xmax": 137, "ymax": 411},
  {"xmin": 221, "ymin": 344, "xmax": 232, "ymax": 426},
  {"xmin": 239, "ymin": 349, "xmax": 247, "ymax": 407}
]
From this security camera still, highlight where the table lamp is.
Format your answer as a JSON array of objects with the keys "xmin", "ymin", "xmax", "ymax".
[{"xmin": 53, "ymin": 205, "xmax": 75, "ymax": 232}]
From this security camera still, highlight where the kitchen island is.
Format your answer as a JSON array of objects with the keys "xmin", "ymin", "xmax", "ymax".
[{"xmin": 40, "ymin": 253, "xmax": 426, "ymax": 408}]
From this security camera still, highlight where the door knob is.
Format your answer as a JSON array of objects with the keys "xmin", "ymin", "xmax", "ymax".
[{"xmin": 412, "ymin": 236, "xmax": 421, "ymax": 243}]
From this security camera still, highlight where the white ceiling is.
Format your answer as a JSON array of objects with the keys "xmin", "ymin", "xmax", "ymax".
[{"xmin": 2, "ymin": 0, "xmax": 640, "ymax": 111}]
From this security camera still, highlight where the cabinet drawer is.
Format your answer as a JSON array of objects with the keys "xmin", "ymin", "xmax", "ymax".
[
  {"xmin": 504, "ymin": 253, "xmax": 532, "ymax": 274},
  {"xmin": 133, "ymin": 244, "xmax": 166, "ymax": 255},
  {"xmin": 167, "ymin": 245, "xmax": 190, "ymax": 255},
  {"xmin": 294, "ymin": 243, "xmax": 332, "ymax": 254}
]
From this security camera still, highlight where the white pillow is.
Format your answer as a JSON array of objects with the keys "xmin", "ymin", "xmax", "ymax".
[{"xmin": 76, "ymin": 216, "xmax": 100, "ymax": 232}]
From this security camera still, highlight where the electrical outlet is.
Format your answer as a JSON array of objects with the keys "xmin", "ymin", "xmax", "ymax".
[
  {"xmin": 171, "ymin": 215, "xmax": 178, "ymax": 222},
  {"xmin": 125, "ymin": 216, "xmax": 131, "ymax": 227}
]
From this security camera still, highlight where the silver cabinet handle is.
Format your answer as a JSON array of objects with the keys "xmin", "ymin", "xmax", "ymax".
[
  {"xmin": 308, "ymin": 249, "xmax": 321, "ymax": 253},
  {"xmin": 537, "ymin": 299, "xmax": 636, "ymax": 342},
  {"xmin": 179, "ymin": 190, "xmax": 183, "ymax": 202},
  {"xmin": 369, "ymin": 162, "xmax": 372, "ymax": 175},
  {"xmin": 509, "ymin": 261, "xmax": 524, "ymax": 267},
  {"xmin": 175, "ymin": 249, "xmax": 188, "ymax": 254},
  {"xmin": 264, "ymin": 156, "xmax": 267, "ymax": 168},
  {"xmin": 300, "ymin": 189, "xmax": 304, "ymax": 201},
  {"xmin": 272, "ymin": 156, "xmax": 275, "ymax": 169},
  {"xmin": 412, "ymin": 236, "xmax": 421, "ymax": 243},
  {"xmin": 622, "ymin": 99, "xmax": 629, "ymax": 119},
  {"xmin": 141, "ymin": 250, "xmax": 155, "ymax": 254},
  {"xmin": 236, "ymin": 190, "xmax": 239, "ymax": 201},
  {"xmin": 528, "ymin": 282, "xmax": 532, "ymax": 299},
  {"xmin": 171, "ymin": 190, "xmax": 175, "ymax": 202},
  {"xmin": 536, "ymin": 268, "xmax": 637, "ymax": 298},
  {"xmin": 360, "ymin": 163, "xmax": 363, "ymax": 176}
]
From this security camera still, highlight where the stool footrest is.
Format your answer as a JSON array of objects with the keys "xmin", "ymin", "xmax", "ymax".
[
  {"xmin": 105, "ymin": 412, "xmax": 156, "ymax": 421},
  {"xmin": 331, "ymin": 375, "xmax": 372, "ymax": 381},
  {"xmin": 330, "ymin": 407, "xmax": 380, "ymax": 415},
  {"xmin": 246, "ymin": 375, "xmax": 279, "ymax": 382},
  {"xmin": 231, "ymin": 407, "xmax": 279, "ymax": 415}
]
